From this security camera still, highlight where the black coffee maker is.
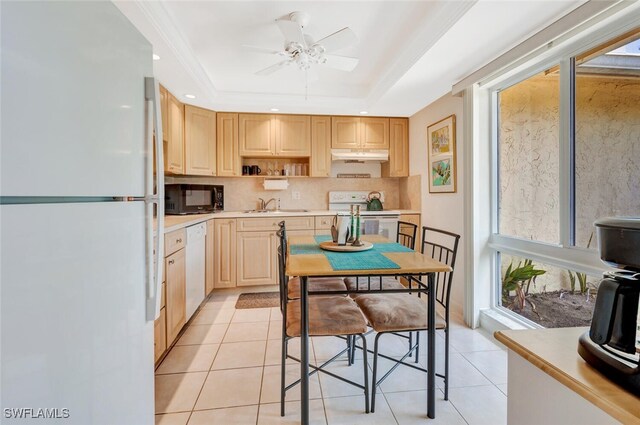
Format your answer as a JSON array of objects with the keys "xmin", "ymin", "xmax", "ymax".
[{"xmin": 578, "ymin": 217, "xmax": 640, "ymax": 394}]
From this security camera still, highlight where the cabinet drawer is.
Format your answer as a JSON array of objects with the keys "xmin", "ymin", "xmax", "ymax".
[
  {"xmin": 237, "ymin": 216, "xmax": 314, "ymax": 232},
  {"xmin": 164, "ymin": 229, "xmax": 186, "ymax": 256},
  {"xmin": 315, "ymin": 215, "xmax": 334, "ymax": 230}
]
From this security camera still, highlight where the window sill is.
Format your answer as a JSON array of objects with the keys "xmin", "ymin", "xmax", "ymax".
[{"xmin": 479, "ymin": 307, "xmax": 543, "ymax": 335}]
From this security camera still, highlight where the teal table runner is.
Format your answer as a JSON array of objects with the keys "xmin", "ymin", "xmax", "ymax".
[{"xmin": 289, "ymin": 236, "xmax": 413, "ymax": 271}]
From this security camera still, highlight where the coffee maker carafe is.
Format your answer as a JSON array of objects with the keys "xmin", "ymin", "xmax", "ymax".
[{"xmin": 578, "ymin": 217, "xmax": 640, "ymax": 395}]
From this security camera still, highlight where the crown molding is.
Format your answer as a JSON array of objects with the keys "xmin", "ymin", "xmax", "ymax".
[
  {"xmin": 134, "ymin": 1, "xmax": 218, "ymax": 100},
  {"xmin": 365, "ymin": 0, "xmax": 477, "ymax": 107}
]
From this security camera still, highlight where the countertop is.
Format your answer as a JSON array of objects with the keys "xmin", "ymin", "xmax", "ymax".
[
  {"xmin": 160, "ymin": 209, "xmax": 421, "ymax": 234},
  {"xmin": 495, "ymin": 327, "xmax": 640, "ymax": 425}
]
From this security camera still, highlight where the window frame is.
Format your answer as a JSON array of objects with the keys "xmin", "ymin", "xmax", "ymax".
[{"xmin": 482, "ymin": 21, "xmax": 640, "ymax": 322}]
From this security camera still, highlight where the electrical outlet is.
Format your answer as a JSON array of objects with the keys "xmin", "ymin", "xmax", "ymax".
[{"xmin": 292, "ymin": 191, "xmax": 301, "ymax": 200}]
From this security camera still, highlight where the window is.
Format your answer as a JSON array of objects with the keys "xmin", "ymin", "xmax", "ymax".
[
  {"xmin": 574, "ymin": 33, "xmax": 640, "ymax": 248},
  {"xmin": 498, "ymin": 70, "xmax": 560, "ymax": 244},
  {"xmin": 490, "ymin": 28, "xmax": 640, "ymax": 327}
]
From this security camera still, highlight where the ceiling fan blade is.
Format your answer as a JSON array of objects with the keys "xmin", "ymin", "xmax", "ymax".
[
  {"xmin": 323, "ymin": 54, "xmax": 359, "ymax": 72},
  {"xmin": 315, "ymin": 27, "xmax": 357, "ymax": 53},
  {"xmin": 276, "ymin": 19, "xmax": 306, "ymax": 47},
  {"xmin": 255, "ymin": 60, "xmax": 290, "ymax": 76},
  {"xmin": 242, "ymin": 45, "xmax": 283, "ymax": 55}
]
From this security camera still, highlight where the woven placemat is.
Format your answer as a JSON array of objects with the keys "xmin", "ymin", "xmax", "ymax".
[{"xmin": 235, "ymin": 292, "xmax": 280, "ymax": 309}]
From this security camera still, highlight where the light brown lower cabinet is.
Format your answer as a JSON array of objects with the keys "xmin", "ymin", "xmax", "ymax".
[
  {"xmin": 400, "ymin": 213, "xmax": 422, "ymax": 249},
  {"xmin": 154, "ymin": 307, "xmax": 166, "ymax": 363},
  {"xmin": 205, "ymin": 219, "xmax": 215, "ymax": 295},
  {"xmin": 236, "ymin": 231, "xmax": 278, "ymax": 286},
  {"xmin": 214, "ymin": 219, "xmax": 236, "ymax": 288},
  {"xmin": 165, "ymin": 248, "xmax": 186, "ymax": 344}
]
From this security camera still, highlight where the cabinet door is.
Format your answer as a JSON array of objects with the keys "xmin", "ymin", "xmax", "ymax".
[
  {"xmin": 166, "ymin": 93, "xmax": 184, "ymax": 174},
  {"xmin": 331, "ymin": 116, "xmax": 360, "ymax": 149},
  {"xmin": 154, "ymin": 307, "xmax": 166, "ymax": 363},
  {"xmin": 205, "ymin": 219, "xmax": 215, "ymax": 296},
  {"xmin": 310, "ymin": 116, "xmax": 331, "ymax": 177},
  {"xmin": 216, "ymin": 113, "xmax": 240, "ymax": 176},
  {"xmin": 159, "ymin": 85, "xmax": 169, "ymax": 142},
  {"xmin": 276, "ymin": 115, "xmax": 311, "ymax": 157},
  {"xmin": 361, "ymin": 117, "xmax": 389, "ymax": 149},
  {"xmin": 214, "ymin": 219, "xmax": 236, "ymax": 288},
  {"xmin": 383, "ymin": 118, "xmax": 409, "ymax": 177},
  {"xmin": 239, "ymin": 113, "xmax": 275, "ymax": 156},
  {"xmin": 185, "ymin": 105, "xmax": 216, "ymax": 176},
  {"xmin": 237, "ymin": 231, "xmax": 277, "ymax": 286},
  {"xmin": 165, "ymin": 248, "xmax": 186, "ymax": 344}
]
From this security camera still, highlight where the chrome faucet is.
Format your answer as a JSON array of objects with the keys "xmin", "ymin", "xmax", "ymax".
[{"xmin": 259, "ymin": 197, "xmax": 279, "ymax": 211}]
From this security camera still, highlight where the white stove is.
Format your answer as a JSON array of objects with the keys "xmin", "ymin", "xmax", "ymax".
[
  {"xmin": 328, "ymin": 191, "xmax": 400, "ymax": 240},
  {"xmin": 328, "ymin": 191, "xmax": 399, "ymax": 216}
]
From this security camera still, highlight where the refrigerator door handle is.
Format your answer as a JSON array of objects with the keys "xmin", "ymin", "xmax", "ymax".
[{"xmin": 145, "ymin": 77, "xmax": 165, "ymax": 321}]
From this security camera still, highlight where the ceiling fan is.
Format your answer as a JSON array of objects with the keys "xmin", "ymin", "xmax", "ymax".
[{"xmin": 244, "ymin": 11, "xmax": 359, "ymax": 77}]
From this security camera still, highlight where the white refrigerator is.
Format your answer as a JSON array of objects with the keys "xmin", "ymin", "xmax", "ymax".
[{"xmin": 1, "ymin": 2, "xmax": 164, "ymax": 424}]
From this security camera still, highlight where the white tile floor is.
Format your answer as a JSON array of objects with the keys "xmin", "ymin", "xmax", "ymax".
[{"xmin": 155, "ymin": 287, "xmax": 508, "ymax": 425}]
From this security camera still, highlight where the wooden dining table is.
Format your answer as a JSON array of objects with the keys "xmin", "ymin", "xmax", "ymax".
[{"xmin": 286, "ymin": 234, "xmax": 452, "ymax": 424}]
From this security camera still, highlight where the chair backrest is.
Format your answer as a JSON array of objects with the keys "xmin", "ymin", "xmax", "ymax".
[
  {"xmin": 276, "ymin": 221, "xmax": 288, "ymax": 312},
  {"xmin": 397, "ymin": 220, "xmax": 417, "ymax": 250},
  {"xmin": 420, "ymin": 226, "xmax": 460, "ymax": 315}
]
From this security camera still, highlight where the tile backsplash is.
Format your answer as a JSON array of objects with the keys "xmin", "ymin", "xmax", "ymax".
[{"xmin": 165, "ymin": 176, "xmax": 418, "ymax": 211}]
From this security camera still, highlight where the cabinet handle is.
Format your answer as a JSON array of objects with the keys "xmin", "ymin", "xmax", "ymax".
[
  {"xmin": 176, "ymin": 238, "xmax": 182, "ymax": 243},
  {"xmin": 168, "ymin": 259, "xmax": 175, "ymax": 265}
]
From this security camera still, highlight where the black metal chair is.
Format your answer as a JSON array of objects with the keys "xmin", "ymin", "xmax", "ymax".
[
  {"xmin": 276, "ymin": 222, "xmax": 370, "ymax": 416},
  {"xmin": 353, "ymin": 226, "xmax": 460, "ymax": 411},
  {"xmin": 397, "ymin": 220, "xmax": 418, "ymax": 250}
]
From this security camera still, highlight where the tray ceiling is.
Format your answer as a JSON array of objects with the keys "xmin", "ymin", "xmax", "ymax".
[{"xmin": 116, "ymin": 1, "xmax": 585, "ymax": 116}]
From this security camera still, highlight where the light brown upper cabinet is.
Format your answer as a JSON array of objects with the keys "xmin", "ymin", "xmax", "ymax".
[
  {"xmin": 275, "ymin": 115, "xmax": 311, "ymax": 157},
  {"xmin": 184, "ymin": 105, "xmax": 216, "ymax": 176},
  {"xmin": 239, "ymin": 114, "xmax": 275, "ymax": 156},
  {"xmin": 331, "ymin": 117, "xmax": 360, "ymax": 149},
  {"xmin": 331, "ymin": 117, "xmax": 389, "ymax": 149},
  {"xmin": 310, "ymin": 116, "xmax": 331, "ymax": 177},
  {"xmin": 239, "ymin": 114, "xmax": 310, "ymax": 157},
  {"xmin": 159, "ymin": 85, "xmax": 169, "ymax": 142},
  {"xmin": 216, "ymin": 113, "xmax": 241, "ymax": 176},
  {"xmin": 165, "ymin": 92, "xmax": 184, "ymax": 174},
  {"xmin": 382, "ymin": 118, "xmax": 409, "ymax": 177}
]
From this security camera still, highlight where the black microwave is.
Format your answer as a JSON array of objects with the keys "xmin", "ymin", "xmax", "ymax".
[{"xmin": 165, "ymin": 184, "xmax": 224, "ymax": 215}]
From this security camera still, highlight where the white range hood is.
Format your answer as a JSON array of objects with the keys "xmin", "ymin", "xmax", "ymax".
[{"xmin": 331, "ymin": 149, "xmax": 389, "ymax": 162}]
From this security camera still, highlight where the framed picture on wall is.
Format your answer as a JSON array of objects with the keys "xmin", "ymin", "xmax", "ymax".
[{"xmin": 427, "ymin": 114, "xmax": 456, "ymax": 193}]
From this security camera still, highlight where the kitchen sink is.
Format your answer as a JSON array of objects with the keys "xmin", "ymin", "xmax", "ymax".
[{"xmin": 243, "ymin": 209, "xmax": 309, "ymax": 214}]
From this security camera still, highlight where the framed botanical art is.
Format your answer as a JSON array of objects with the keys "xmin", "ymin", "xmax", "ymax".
[{"xmin": 427, "ymin": 114, "xmax": 456, "ymax": 193}]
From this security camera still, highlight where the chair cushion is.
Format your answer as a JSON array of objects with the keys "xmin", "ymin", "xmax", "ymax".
[
  {"xmin": 354, "ymin": 294, "xmax": 446, "ymax": 333},
  {"xmin": 288, "ymin": 277, "xmax": 347, "ymax": 300},
  {"xmin": 286, "ymin": 297, "xmax": 367, "ymax": 337}
]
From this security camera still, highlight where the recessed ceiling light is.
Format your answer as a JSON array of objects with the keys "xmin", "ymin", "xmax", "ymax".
[
  {"xmin": 270, "ymin": 108, "xmax": 280, "ymax": 112},
  {"xmin": 359, "ymin": 111, "xmax": 368, "ymax": 115},
  {"xmin": 152, "ymin": 54, "xmax": 160, "ymax": 61},
  {"xmin": 184, "ymin": 94, "xmax": 196, "ymax": 99}
]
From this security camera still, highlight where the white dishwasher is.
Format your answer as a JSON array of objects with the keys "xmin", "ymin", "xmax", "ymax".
[{"xmin": 185, "ymin": 222, "xmax": 206, "ymax": 321}]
